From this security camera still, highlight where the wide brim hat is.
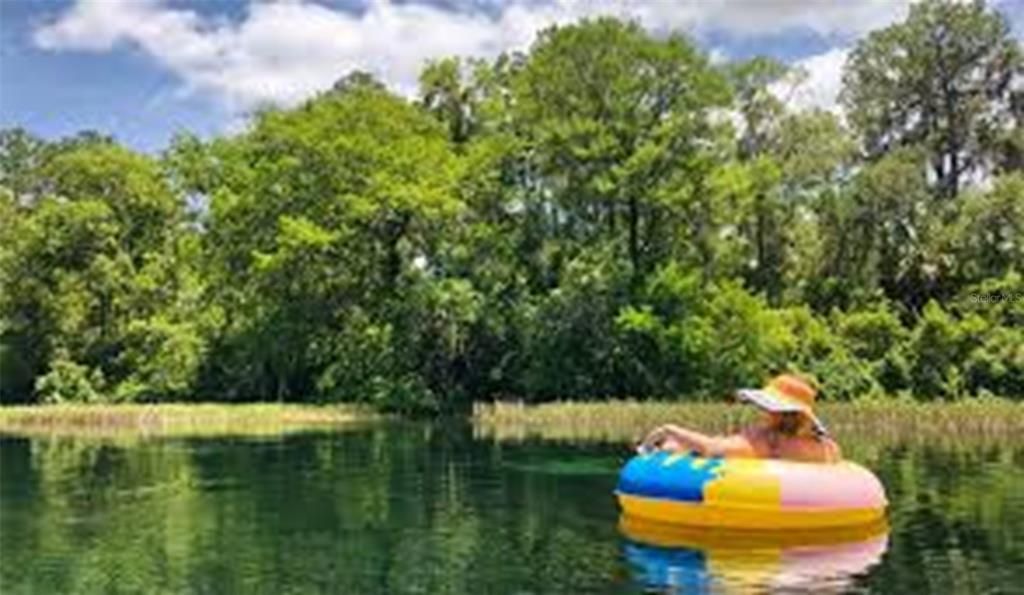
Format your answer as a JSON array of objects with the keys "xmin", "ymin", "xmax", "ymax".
[{"xmin": 736, "ymin": 375, "xmax": 829, "ymax": 436}]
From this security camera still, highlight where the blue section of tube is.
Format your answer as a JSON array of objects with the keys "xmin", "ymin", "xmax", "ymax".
[{"xmin": 617, "ymin": 452, "xmax": 724, "ymax": 502}]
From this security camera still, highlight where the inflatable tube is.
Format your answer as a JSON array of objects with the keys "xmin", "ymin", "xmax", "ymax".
[
  {"xmin": 618, "ymin": 515, "xmax": 889, "ymax": 550},
  {"xmin": 616, "ymin": 451, "xmax": 887, "ymax": 530}
]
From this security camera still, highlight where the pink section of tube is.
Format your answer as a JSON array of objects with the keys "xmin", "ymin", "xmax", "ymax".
[{"xmin": 778, "ymin": 462, "xmax": 887, "ymax": 509}]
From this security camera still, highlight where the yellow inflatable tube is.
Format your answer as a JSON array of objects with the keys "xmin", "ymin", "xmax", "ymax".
[{"xmin": 616, "ymin": 451, "xmax": 887, "ymax": 530}]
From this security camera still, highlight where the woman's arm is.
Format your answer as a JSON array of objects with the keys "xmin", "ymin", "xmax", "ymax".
[
  {"xmin": 656, "ymin": 424, "xmax": 718, "ymax": 455},
  {"xmin": 640, "ymin": 425, "xmax": 755, "ymax": 457}
]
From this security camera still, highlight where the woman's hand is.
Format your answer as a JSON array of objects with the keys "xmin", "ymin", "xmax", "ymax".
[{"xmin": 637, "ymin": 424, "xmax": 672, "ymax": 453}]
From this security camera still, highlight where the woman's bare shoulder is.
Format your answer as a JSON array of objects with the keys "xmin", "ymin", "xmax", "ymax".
[{"xmin": 715, "ymin": 431, "xmax": 761, "ymax": 457}]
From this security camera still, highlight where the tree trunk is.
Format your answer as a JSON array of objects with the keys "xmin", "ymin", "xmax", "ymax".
[
  {"xmin": 628, "ymin": 195, "xmax": 640, "ymax": 283},
  {"xmin": 948, "ymin": 150, "xmax": 960, "ymax": 199}
]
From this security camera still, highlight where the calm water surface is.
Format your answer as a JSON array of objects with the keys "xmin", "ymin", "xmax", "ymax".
[{"xmin": 2, "ymin": 422, "xmax": 1022, "ymax": 594}]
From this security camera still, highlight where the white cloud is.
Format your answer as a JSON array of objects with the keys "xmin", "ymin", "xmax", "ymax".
[
  {"xmin": 35, "ymin": 0, "xmax": 518, "ymax": 109},
  {"xmin": 33, "ymin": 0, "xmax": 909, "ymax": 115},
  {"xmin": 636, "ymin": 0, "xmax": 909, "ymax": 37},
  {"xmin": 773, "ymin": 47, "xmax": 850, "ymax": 113}
]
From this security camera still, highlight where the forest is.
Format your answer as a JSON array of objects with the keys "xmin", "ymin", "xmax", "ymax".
[{"xmin": 1, "ymin": 0, "xmax": 1021, "ymax": 412}]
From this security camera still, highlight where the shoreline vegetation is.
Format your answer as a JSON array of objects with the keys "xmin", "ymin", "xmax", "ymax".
[
  {"xmin": 0, "ymin": 403, "xmax": 375, "ymax": 439},
  {"xmin": 4, "ymin": 399, "xmax": 1024, "ymax": 445},
  {"xmin": 472, "ymin": 399, "xmax": 1024, "ymax": 446}
]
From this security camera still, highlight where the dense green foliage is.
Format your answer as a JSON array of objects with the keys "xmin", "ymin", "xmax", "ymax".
[{"xmin": 2, "ymin": 2, "xmax": 1022, "ymax": 411}]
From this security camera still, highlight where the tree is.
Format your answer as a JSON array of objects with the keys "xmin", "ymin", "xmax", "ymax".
[
  {"xmin": 420, "ymin": 58, "xmax": 477, "ymax": 144},
  {"xmin": 842, "ymin": 0, "xmax": 1022, "ymax": 198},
  {"xmin": 0, "ymin": 128, "xmax": 48, "ymax": 203},
  {"xmin": 722, "ymin": 58, "xmax": 784, "ymax": 303},
  {"xmin": 173, "ymin": 82, "xmax": 463, "ymax": 405},
  {"xmin": 953, "ymin": 173, "xmax": 1024, "ymax": 283},
  {"xmin": 0, "ymin": 140, "xmax": 203, "ymax": 403},
  {"xmin": 776, "ymin": 109, "xmax": 857, "ymax": 191},
  {"xmin": 512, "ymin": 18, "xmax": 729, "ymax": 283},
  {"xmin": 728, "ymin": 57, "xmax": 789, "ymax": 159},
  {"xmin": 826, "ymin": 148, "xmax": 940, "ymax": 310}
]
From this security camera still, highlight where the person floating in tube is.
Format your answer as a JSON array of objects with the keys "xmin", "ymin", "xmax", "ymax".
[{"xmin": 638, "ymin": 374, "xmax": 842, "ymax": 463}]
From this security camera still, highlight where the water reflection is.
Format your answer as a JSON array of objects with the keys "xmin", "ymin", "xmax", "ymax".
[
  {"xmin": 620, "ymin": 516, "xmax": 888, "ymax": 593},
  {"xmin": 1, "ymin": 423, "xmax": 1023, "ymax": 594}
]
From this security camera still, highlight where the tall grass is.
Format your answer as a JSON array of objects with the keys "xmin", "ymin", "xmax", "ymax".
[
  {"xmin": 0, "ymin": 403, "xmax": 377, "ymax": 439},
  {"xmin": 472, "ymin": 399, "xmax": 1024, "ymax": 448}
]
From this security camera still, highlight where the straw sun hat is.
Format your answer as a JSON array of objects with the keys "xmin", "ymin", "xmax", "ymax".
[{"xmin": 736, "ymin": 374, "xmax": 829, "ymax": 437}]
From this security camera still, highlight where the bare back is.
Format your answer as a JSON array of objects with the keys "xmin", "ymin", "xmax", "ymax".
[{"xmin": 739, "ymin": 425, "xmax": 842, "ymax": 463}]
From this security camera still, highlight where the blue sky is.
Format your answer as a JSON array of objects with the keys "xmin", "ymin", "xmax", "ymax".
[{"xmin": 2, "ymin": 0, "xmax": 1021, "ymax": 153}]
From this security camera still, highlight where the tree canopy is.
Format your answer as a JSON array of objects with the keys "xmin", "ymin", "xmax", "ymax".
[{"xmin": 2, "ymin": 3, "xmax": 1022, "ymax": 409}]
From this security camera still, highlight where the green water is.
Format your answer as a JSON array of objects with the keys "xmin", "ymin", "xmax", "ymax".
[{"xmin": 2, "ymin": 422, "xmax": 1022, "ymax": 594}]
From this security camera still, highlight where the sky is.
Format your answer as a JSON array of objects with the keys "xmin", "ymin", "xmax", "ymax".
[{"xmin": 2, "ymin": 0, "xmax": 1022, "ymax": 153}]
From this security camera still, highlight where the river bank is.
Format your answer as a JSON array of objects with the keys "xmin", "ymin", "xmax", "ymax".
[
  {"xmin": 0, "ymin": 403, "xmax": 374, "ymax": 439},
  {"xmin": 4, "ymin": 399, "xmax": 1023, "ymax": 445},
  {"xmin": 472, "ymin": 399, "xmax": 1024, "ymax": 446}
]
